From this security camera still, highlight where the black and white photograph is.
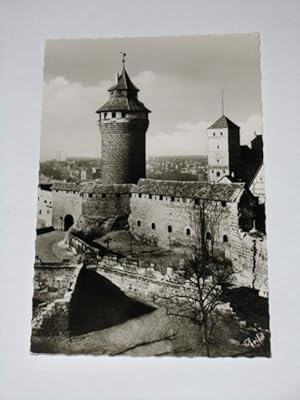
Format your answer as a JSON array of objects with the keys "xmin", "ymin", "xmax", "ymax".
[{"xmin": 31, "ymin": 34, "xmax": 270, "ymax": 357}]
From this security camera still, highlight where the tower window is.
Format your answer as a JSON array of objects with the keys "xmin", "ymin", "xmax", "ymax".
[
  {"xmin": 223, "ymin": 235, "xmax": 229, "ymax": 243},
  {"xmin": 168, "ymin": 225, "xmax": 172, "ymax": 233},
  {"xmin": 206, "ymin": 232, "xmax": 212, "ymax": 241},
  {"xmin": 112, "ymin": 112, "xmax": 116, "ymax": 118},
  {"xmin": 137, "ymin": 220, "xmax": 141, "ymax": 227},
  {"xmin": 151, "ymin": 222, "xmax": 156, "ymax": 230},
  {"xmin": 216, "ymin": 172, "xmax": 220, "ymax": 177},
  {"xmin": 186, "ymin": 228, "xmax": 191, "ymax": 236},
  {"xmin": 213, "ymin": 132, "xmax": 216, "ymax": 136},
  {"xmin": 217, "ymin": 145, "xmax": 219, "ymax": 149},
  {"xmin": 220, "ymin": 132, "xmax": 223, "ymax": 136},
  {"xmin": 217, "ymin": 159, "xmax": 219, "ymax": 163}
]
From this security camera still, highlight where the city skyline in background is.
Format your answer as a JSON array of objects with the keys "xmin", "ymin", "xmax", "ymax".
[{"xmin": 40, "ymin": 34, "xmax": 263, "ymax": 161}]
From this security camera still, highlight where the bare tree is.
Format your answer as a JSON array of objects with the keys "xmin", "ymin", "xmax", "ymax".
[
  {"xmin": 162, "ymin": 252, "xmax": 233, "ymax": 356},
  {"xmin": 161, "ymin": 197, "xmax": 233, "ymax": 356}
]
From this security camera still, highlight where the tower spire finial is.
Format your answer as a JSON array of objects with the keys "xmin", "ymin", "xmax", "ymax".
[
  {"xmin": 120, "ymin": 52, "xmax": 126, "ymax": 69},
  {"xmin": 221, "ymin": 88, "xmax": 224, "ymax": 116}
]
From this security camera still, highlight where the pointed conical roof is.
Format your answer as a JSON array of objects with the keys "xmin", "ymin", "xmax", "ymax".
[
  {"xmin": 108, "ymin": 67, "xmax": 140, "ymax": 92},
  {"xmin": 96, "ymin": 66, "xmax": 151, "ymax": 113},
  {"xmin": 208, "ymin": 115, "xmax": 239, "ymax": 130}
]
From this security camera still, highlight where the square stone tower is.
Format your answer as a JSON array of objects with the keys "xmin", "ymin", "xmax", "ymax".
[{"xmin": 207, "ymin": 115, "xmax": 240, "ymax": 183}]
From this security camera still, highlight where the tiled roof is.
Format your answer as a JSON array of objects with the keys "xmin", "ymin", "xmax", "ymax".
[
  {"xmin": 96, "ymin": 96, "xmax": 150, "ymax": 113},
  {"xmin": 208, "ymin": 115, "xmax": 240, "ymax": 130},
  {"xmin": 52, "ymin": 182, "xmax": 82, "ymax": 192},
  {"xmin": 96, "ymin": 67, "xmax": 151, "ymax": 113},
  {"xmin": 108, "ymin": 68, "xmax": 139, "ymax": 92},
  {"xmin": 135, "ymin": 179, "xmax": 245, "ymax": 202},
  {"xmin": 80, "ymin": 182, "xmax": 134, "ymax": 194}
]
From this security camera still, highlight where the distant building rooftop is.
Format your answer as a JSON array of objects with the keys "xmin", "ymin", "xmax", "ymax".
[{"xmin": 208, "ymin": 115, "xmax": 240, "ymax": 130}]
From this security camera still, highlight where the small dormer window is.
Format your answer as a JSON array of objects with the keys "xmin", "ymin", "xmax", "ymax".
[
  {"xmin": 112, "ymin": 112, "xmax": 116, "ymax": 118},
  {"xmin": 104, "ymin": 112, "xmax": 107, "ymax": 119},
  {"xmin": 121, "ymin": 112, "xmax": 126, "ymax": 118}
]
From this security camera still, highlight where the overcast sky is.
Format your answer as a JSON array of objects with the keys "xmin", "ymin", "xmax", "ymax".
[{"xmin": 40, "ymin": 34, "xmax": 263, "ymax": 160}]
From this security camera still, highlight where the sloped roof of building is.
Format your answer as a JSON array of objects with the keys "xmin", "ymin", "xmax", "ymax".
[
  {"xmin": 219, "ymin": 175, "xmax": 244, "ymax": 184},
  {"xmin": 96, "ymin": 67, "xmax": 151, "ymax": 113},
  {"xmin": 80, "ymin": 182, "xmax": 134, "ymax": 194},
  {"xmin": 249, "ymin": 162, "xmax": 264, "ymax": 187},
  {"xmin": 135, "ymin": 179, "xmax": 245, "ymax": 202},
  {"xmin": 96, "ymin": 96, "xmax": 150, "ymax": 113},
  {"xmin": 108, "ymin": 68, "xmax": 140, "ymax": 92},
  {"xmin": 52, "ymin": 182, "xmax": 82, "ymax": 192},
  {"xmin": 208, "ymin": 115, "xmax": 240, "ymax": 130}
]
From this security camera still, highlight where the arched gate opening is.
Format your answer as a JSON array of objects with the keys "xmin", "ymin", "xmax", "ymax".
[{"xmin": 64, "ymin": 214, "xmax": 74, "ymax": 231}]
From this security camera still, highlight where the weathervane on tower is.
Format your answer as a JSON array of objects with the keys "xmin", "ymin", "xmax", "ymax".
[{"xmin": 120, "ymin": 52, "xmax": 127, "ymax": 68}]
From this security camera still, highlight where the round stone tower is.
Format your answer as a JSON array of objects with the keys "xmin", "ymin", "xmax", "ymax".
[{"xmin": 96, "ymin": 61, "xmax": 151, "ymax": 184}]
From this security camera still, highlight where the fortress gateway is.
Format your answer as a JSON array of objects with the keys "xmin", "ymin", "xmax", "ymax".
[{"xmin": 38, "ymin": 62, "xmax": 268, "ymax": 297}]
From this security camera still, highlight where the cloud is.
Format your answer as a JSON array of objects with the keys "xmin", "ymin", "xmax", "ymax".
[
  {"xmin": 40, "ymin": 70, "xmax": 263, "ymax": 160},
  {"xmin": 40, "ymin": 76, "xmax": 113, "ymax": 160},
  {"xmin": 147, "ymin": 121, "xmax": 209, "ymax": 156}
]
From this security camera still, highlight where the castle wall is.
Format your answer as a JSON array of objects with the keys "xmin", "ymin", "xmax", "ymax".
[
  {"xmin": 93, "ymin": 255, "xmax": 198, "ymax": 307},
  {"xmin": 52, "ymin": 189, "xmax": 82, "ymax": 230},
  {"xmin": 32, "ymin": 262, "xmax": 82, "ymax": 337},
  {"xmin": 36, "ymin": 187, "xmax": 53, "ymax": 228},
  {"xmin": 129, "ymin": 192, "xmax": 234, "ymax": 250},
  {"xmin": 228, "ymin": 206, "xmax": 268, "ymax": 296},
  {"xmin": 128, "ymin": 191, "xmax": 268, "ymax": 297},
  {"xmin": 33, "ymin": 264, "xmax": 78, "ymax": 301}
]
